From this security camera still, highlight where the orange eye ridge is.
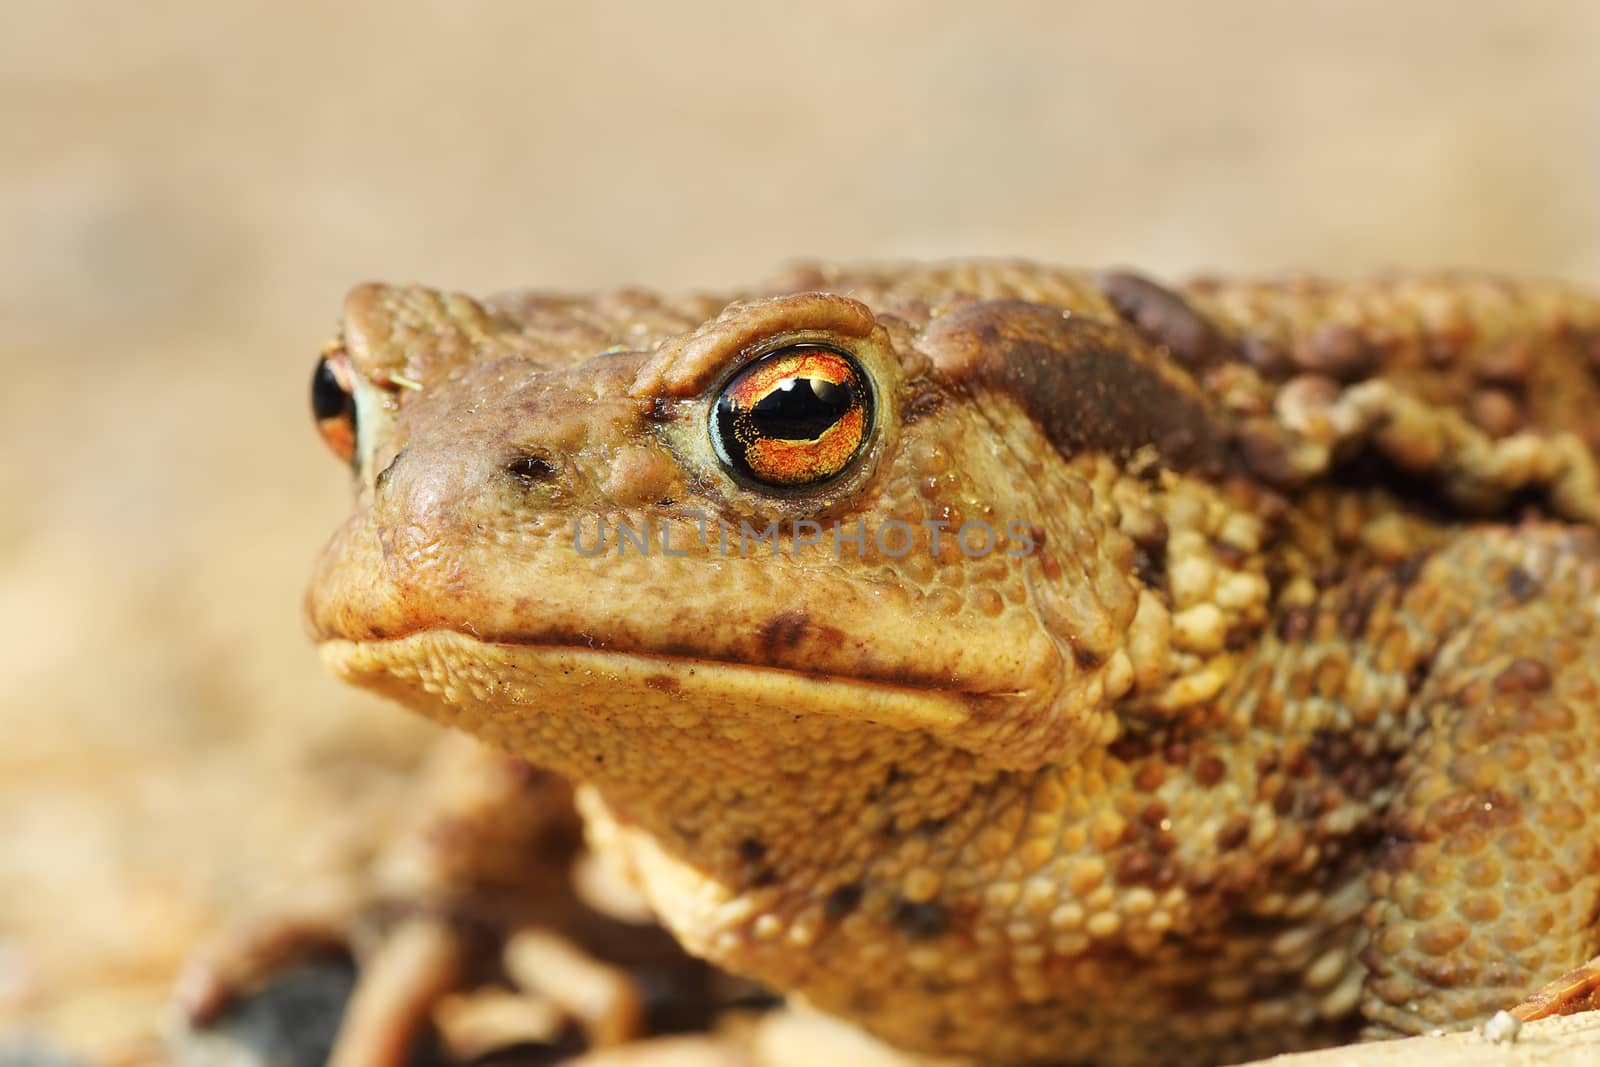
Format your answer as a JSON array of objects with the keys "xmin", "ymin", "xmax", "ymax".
[{"xmin": 710, "ymin": 345, "xmax": 874, "ymax": 488}]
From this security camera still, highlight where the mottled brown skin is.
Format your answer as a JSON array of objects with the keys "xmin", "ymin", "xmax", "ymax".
[{"xmin": 298, "ymin": 263, "xmax": 1600, "ymax": 1065}]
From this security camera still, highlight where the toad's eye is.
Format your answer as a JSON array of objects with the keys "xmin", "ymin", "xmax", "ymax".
[
  {"xmin": 710, "ymin": 345, "xmax": 873, "ymax": 488},
  {"xmin": 311, "ymin": 347, "xmax": 358, "ymax": 464}
]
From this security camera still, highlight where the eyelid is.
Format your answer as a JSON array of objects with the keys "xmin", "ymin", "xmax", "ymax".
[{"xmin": 631, "ymin": 293, "xmax": 877, "ymax": 400}]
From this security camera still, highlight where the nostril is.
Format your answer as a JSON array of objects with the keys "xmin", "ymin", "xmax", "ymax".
[
  {"xmin": 505, "ymin": 453, "xmax": 558, "ymax": 484},
  {"xmin": 375, "ymin": 449, "xmax": 404, "ymax": 490}
]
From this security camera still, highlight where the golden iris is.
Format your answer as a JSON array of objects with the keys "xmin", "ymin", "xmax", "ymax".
[{"xmin": 710, "ymin": 345, "xmax": 873, "ymax": 488}]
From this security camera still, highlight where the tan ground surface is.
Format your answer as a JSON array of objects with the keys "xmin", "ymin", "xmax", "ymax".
[
  {"xmin": 1258, "ymin": 1014, "xmax": 1600, "ymax": 1067},
  {"xmin": 3, "ymin": 2, "xmax": 1598, "ymax": 1064}
]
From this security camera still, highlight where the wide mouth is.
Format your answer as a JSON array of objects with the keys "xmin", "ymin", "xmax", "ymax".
[{"xmin": 318, "ymin": 629, "xmax": 978, "ymax": 736}]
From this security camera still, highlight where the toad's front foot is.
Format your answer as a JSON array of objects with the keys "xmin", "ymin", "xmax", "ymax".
[
  {"xmin": 1510, "ymin": 956, "xmax": 1600, "ymax": 1023},
  {"xmin": 172, "ymin": 736, "xmax": 724, "ymax": 1066},
  {"xmin": 175, "ymin": 908, "xmax": 464, "ymax": 1067}
]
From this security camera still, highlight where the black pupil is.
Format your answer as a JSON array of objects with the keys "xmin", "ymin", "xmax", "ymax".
[
  {"xmin": 748, "ymin": 376, "xmax": 851, "ymax": 440},
  {"xmin": 311, "ymin": 357, "xmax": 354, "ymax": 421}
]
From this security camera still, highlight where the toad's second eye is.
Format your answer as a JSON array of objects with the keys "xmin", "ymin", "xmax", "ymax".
[
  {"xmin": 710, "ymin": 345, "xmax": 873, "ymax": 489},
  {"xmin": 312, "ymin": 346, "xmax": 358, "ymax": 464}
]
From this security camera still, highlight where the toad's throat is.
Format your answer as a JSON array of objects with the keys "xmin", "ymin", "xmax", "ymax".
[{"xmin": 317, "ymin": 630, "xmax": 982, "ymax": 737}]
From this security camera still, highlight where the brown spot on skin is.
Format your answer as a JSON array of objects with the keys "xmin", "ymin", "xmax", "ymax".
[
  {"xmin": 1038, "ymin": 549, "xmax": 1064, "ymax": 582},
  {"xmin": 1133, "ymin": 761, "xmax": 1166, "ymax": 792},
  {"xmin": 1276, "ymin": 605, "xmax": 1315, "ymax": 642},
  {"xmin": 1133, "ymin": 544, "xmax": 1167, "ymax": 590},
  {"xmin": 1097, "ymin": 270, "xmax": 1229, "ymax": 371},
  {"xmin": 1211, "ymin": 539, "xmax": 1248, "ymax": 569},
  {"xmin": 1185, "ymin": 859, "xmax": 1221, "ymax": 894},
  {"xmin": 891, "ymin": 899, "xmax": 949, "ymax": 940},
  {"xmin": 1313, "ymin": 655, "xmax": 1348, "ymax": 699},
  {"xmin": 642, "ymin": 673, "xmax": 681, "ymax": 694},
  {"xmin": 1149, "ymin": 862, "xmax": 1180, "ymax": 891},
  {"xmin": 1451, "ymin": 679, "xmax": 1489, "ymax": 709},
  {"xmin": 1370, "ymin": 759, "xmax": 1396, "ymax": 789},
  {"xmin": 1216, "ymin": 816, "xmax": 1251, "ymax": 851},
  {"xmin": 1217, "ymin": 859, "xmax": 1266, "ymax": 897},
  {"xmin": 759, "ymin": 612, "xmax": 811, "ymax": 653},
  {"xmin": 825, "ymin": 883, "xmax": 863, "ymax": 920},
  {"xmin": 1376, "ymin": 840, "xmax": 1417, "ymax": 874},
  {"xmin": 1506, "ymin": 566, "xmax": 1541, "ymax": 602},
  {"xmin": 921, "ymin": 300, "xmax": 1229, "ymax": 474},
  {"xmin": 1193, "ymin": 755, "xmax": 1227, "ymax": 788},
  {"xmin": 1494, "ymin": 657, "xmax": 1552, "ymax": 694},
  {"xmin": 1391, "ymin": 552, "xmax": 1429, "ymax": 592},
  {"xmin": 1299, "ymin": 323, "xmax": 1380, "ymax": 381},
  {"xmin": 1116, "ymin": 851, "xmax": 1157, "ymax": 886},
  {"xmin": 1316, "ymin": 559, "xmax": 1350, "ymax": 591},
  {"xmin": 1306, "ymin": 731, "xmax": 1357, "ymax": 778},
  {"xmin": 1109, "ymin": 735, "xmax": 1153, "ymax": 763},
  {"xmin": 1338, "ymin": 578, "xmax": 1389, "ymax": 640},
  {"xmin": 738, "ymin": 837, "xmax": 767, "ymax": 863},
  {"xmin": 1073, "ymin": 645, "xmax": 1104, "ymax": 669},
  {"xmin": 1407, "ymin": 651, "xmax": 1436, "ymax": 692}
]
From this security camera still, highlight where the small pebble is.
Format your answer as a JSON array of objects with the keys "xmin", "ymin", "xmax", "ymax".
[{"xmin": 1482, "ymin": 1010, "xmax": 1523, "ymax": 1044}]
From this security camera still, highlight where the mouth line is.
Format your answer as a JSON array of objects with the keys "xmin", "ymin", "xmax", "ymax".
[
  {"xmin": 331, "ymin": 624, "xmax": 1000, "ymax": 693},
  {"xmin": 319, "ymin": 628, "xmax": 993, "ymax": 730}
]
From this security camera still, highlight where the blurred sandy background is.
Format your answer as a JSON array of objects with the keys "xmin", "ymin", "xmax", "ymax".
[{"xmin": 3, "ymin": 2, "xmax": 1598, "ymax": 1062}]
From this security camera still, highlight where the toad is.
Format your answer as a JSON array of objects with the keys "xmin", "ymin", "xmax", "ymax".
[{"xmin": 191, "ymin": 264, "xmax": 1600, "ymax": 1065}]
